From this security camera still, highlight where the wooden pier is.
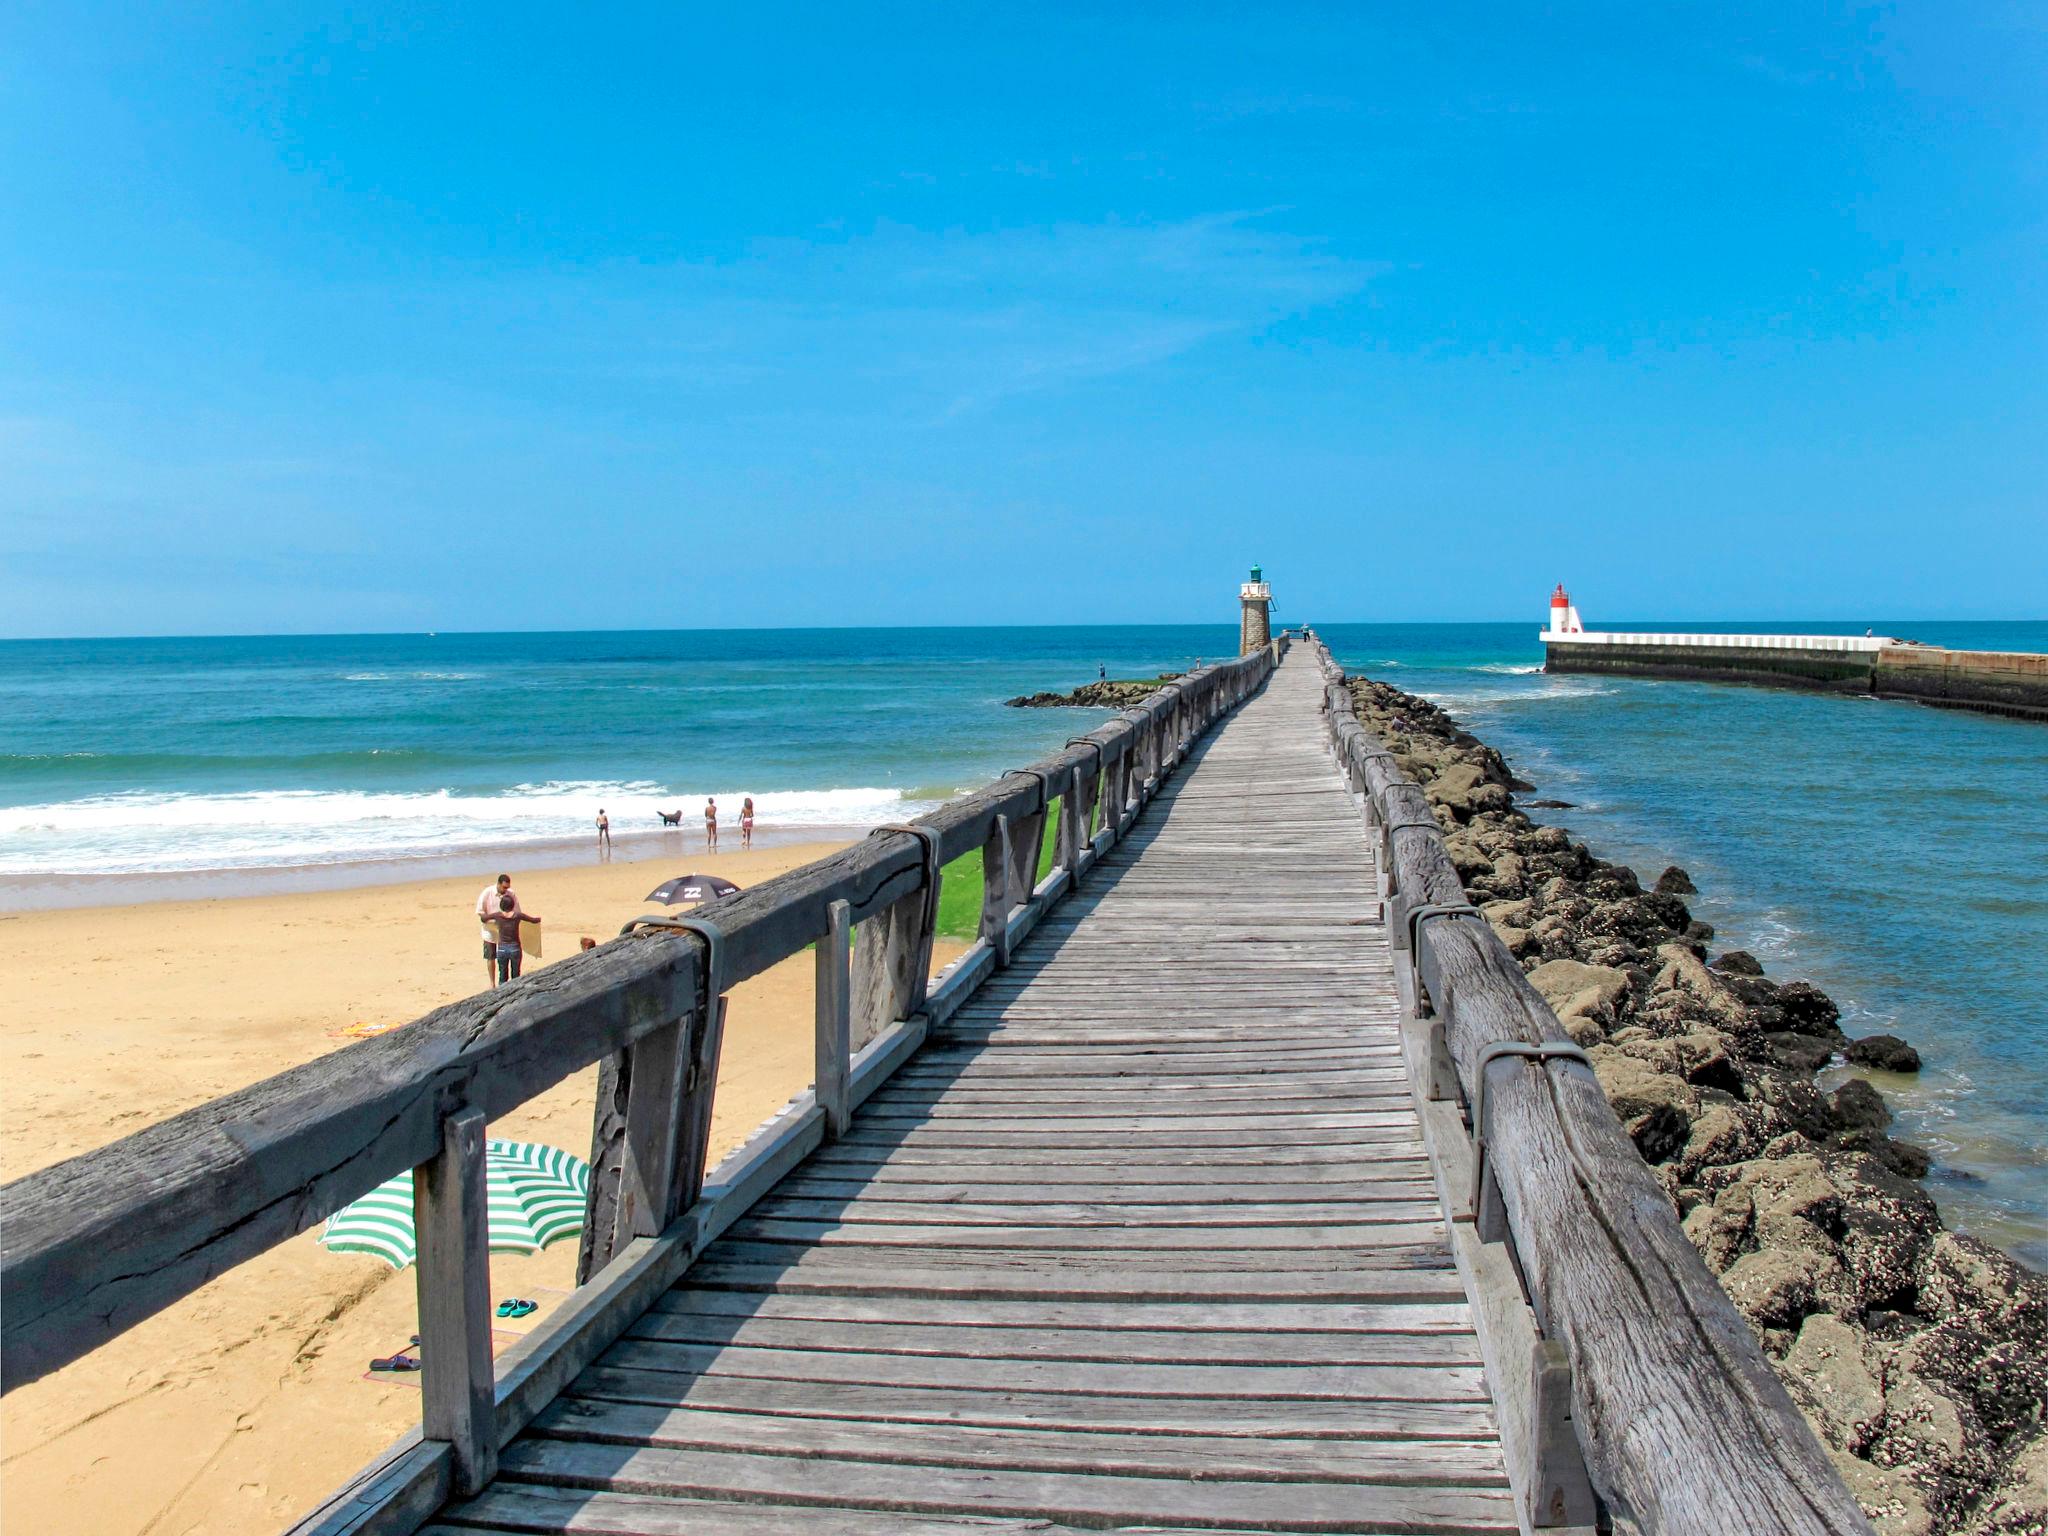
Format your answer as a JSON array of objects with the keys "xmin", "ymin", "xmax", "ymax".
[{"xmin": 4, "ymin": 636, "xmax": 1876, "ymax": 1535}]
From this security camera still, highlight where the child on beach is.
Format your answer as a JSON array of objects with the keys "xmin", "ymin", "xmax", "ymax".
[
  {"xmin": 492, "ymin": 894, "xmax": 540, "ymax": 985},
  {"xmin": 704, "ymin": 798, "xmax": 718, "ymax": 850},
  {"xmin": 740, "ymin": 797, "xmax": 754, "ymax": 849}
]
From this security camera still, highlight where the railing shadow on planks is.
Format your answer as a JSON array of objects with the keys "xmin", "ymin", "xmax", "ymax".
[
  {"xmin": 1302, "ymin": 629, "xmax": 1874, "ymax": 1536},
  {"xmin": 0, "ymin": 641, "xmax": 1280, "ymax": 1535}
]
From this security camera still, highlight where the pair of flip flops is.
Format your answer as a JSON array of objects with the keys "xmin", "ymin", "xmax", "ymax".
[
  {"xmin": 369, "ymin": 1334, "xmax": 425, "ymax": 1373},
  {"xmin": 497, "ymin": 1298, "xmax": 538, "ymax": 1319}
]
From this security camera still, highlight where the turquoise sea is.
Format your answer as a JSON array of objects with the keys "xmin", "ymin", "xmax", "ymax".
[{"xmin": 3, "ymin": 619, "xmax": 2045, "ymax": 1262}]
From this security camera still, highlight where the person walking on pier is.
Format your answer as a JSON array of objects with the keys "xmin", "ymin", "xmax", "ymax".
[
  {"xmin": 475, "ymin": 873, "xmax": 520, "ymax": 986},
  {"xmin": 740, "ymin": 796, "xmax": 754, "ymax": 849},
  {"xmin": 704, "ymin": 797, "xmax": 719, "ymax": 850}
]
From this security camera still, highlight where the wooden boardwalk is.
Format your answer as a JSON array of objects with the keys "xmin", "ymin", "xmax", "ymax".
[{"xmin": 427, "ymin": 657, "xmax": 1513, "ymax": 1534}]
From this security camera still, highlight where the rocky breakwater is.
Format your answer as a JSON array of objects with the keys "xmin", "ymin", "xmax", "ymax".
[
  {"xmin": 1006, "ymin": 674, "xmax": 1183, "ymax": 709},
  {"xmin": 1349, "ymin": 675, "xmax": 2047, "ymax": 1536}
]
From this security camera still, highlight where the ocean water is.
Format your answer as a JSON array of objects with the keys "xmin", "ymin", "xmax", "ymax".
[
  {"xmin": 0, "ymin": 627, "xmax": 1237, "ymax": 884},
  {"xmin": 1317, "ymin": 619, "xmax": 2048, "ymax": 1268},
  {"xmin": 4, "ymin": 618, "xmax": 2044, "ymax": 1262}
]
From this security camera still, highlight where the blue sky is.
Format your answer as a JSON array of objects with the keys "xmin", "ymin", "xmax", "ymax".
[{"xmin": 2, "ymin": 3, "xmax": 2043, "ymax": 636}]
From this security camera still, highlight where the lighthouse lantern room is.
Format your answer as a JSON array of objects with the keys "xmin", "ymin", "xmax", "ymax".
[{"xmin": 1543, "ymin": 584, "xmax": 1585, "ymax": 639}]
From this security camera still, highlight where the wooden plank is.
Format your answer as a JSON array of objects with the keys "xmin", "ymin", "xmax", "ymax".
[
  {"xmin": 486, "ymin": 1439, "xmax": 1517, "ymax": 1533},
  {"xmin": 745, "ymin": 1197, "xmax": 1445, "ymax": 1227},
  {"xmin": 680, "ymin": 1257, "xmax": 1466, "ymax": 1302},
  {"xmin": 432, "ymin": 1482, "xmax": 1494, "ymax": 1536},
  {"xmin": 649, "ymin": 1288, "xmax": 1477, "ymax": 1336},
  {"xmin": 528, "ymin": 1399, "xmax": 1506, "ymax": 1485},
  {"xmin": 565, "ymin": 1366, "xmax": 1498, "ymax": 1439},
  {"xmin": 620, "ymin": 1310, "xmax": 1482, "ymax": 1366}
]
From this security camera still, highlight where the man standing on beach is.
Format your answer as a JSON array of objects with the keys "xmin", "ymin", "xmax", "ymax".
[
  {"xmin": 596, "ymin": 808, "xmax": 610, "ymax": 852},
  {"xmin": 476, "ymin": 874, "xmax": 520, "ymax": 986}
]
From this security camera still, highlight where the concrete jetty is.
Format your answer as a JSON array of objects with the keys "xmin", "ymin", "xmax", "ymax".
[{"xmin": 1541, "ymin": 586, "xmax": 2047, "ymax": 721}]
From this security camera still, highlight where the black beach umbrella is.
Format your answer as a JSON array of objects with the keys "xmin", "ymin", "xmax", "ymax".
[{"xmin": 644, "ymin": 873, "xmax": 742, "ymax": 905}]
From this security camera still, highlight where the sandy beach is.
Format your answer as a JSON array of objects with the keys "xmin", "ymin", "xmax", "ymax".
[{"xmin": 0, "ymin": 840, "xmax": 960, "ymax": 1536}]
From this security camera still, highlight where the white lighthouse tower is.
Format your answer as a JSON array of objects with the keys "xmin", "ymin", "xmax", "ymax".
[{"xmin": 1542, "ymin": 583, "xmax": 1584, "ymax": 640}]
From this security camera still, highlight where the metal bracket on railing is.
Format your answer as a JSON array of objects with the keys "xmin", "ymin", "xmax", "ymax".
[
  {"xmin": 1383, "ymin": 818, "xmax": 1440, "ymax": 835},
  {"xmin": 1002, "ymin": 767, "xmax": 1054, "ymax": 813},
  {"xmin": 1469, "ymin": 1039, "xmax": 1593, "ymax": 1219},
  {"xmin": 868, "ymin": 822, "xmax": 943, "ymax": 937},
  {"xmin": 1406, "ymin": 900, "xmax": 1481, "ymax": 955},
  {"xmin": 618, "ymin": 914, "xmax": 726, "ymax": 1013},
  {"xmin": 1065, "ymin": 737, "xmax": 1105, "ymax": 779}
]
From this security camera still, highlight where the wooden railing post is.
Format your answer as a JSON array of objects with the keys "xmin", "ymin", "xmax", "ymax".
[
  {"xmin": 414, "ymin": 1106, "xmax": 496, "ymax": 1496},
  {"xmin": 980, "ymin": 814, "xmax": 1013, "ymax": 966},
  {"xmin": 814, "ymin": 899, "xmax": 852, "ymax": 1137}
]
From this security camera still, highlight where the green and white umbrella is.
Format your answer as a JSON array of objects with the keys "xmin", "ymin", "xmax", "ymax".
[{"xmin": 320, "ymin": 1139, "xmax": 591, "ymax": 1269}]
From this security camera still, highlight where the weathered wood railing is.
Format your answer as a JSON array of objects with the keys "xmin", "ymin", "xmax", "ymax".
[
  {"xmin": 0, "ymin": 640, "xmax": 1279, "ymax": 1534},
  {"xmin": 1302, "ymin": 631, "xmax": 1872, "ymax": 1536}
]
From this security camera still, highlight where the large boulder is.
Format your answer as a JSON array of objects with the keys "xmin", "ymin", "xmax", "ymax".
[
  {"xmin": 1831, "ymin": 1078, "xmax": 1893, "ymax": 1133},
  {"xmin": 1527, "ymin": 958, "xmax": 1630, "ymax": 1029},
  {"xmin": 1652, "ymin": 942, "xmax": 1751, "ymax": 1029},
  {"xmin": 1429, "ymin": 761, "xmax": 1511, "ymax": 820},
  {"xmin": 1778, "ymin": 980, "xmax": 1844, "ymax": 1034},
  {"xmin": 1722, "ymin": 1246, "xmax": 1831, "ymax": 1329},
  {"xmin": 1783, "ymin": 1313, "xmax": 1886, "ymax": 1452},
  {"xmin": 1655, "ymin": 865, "xmax": 1699, "ymax": 895},
  {"xmin": 1589, "ymin": 1045, "xmax": 1695, "ymax": 1163},
  {"xmin": 1848, "ymin": 1034, "xmax": 1923, "ymax": 1073}
]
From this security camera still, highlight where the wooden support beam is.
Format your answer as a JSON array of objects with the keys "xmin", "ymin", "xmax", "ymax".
[
  {"xmin": 979, "ymin": 815, "xmax": 1012, "ymax": 967},
  {"xmin": 1056, "ymin": 766, "xmax": 1083, "ymax": 875},
  {"xmin": 1006, "ymin": 804, "xmax": 1046, "ymax": 918},
  {"xmin": 413, "ymin": 1108, "xmax": 496, "ymax": 1496},
  {"xmin": 814, "ymin": 900, "xmax": 852, "ymax": 1138},
  {"xmin": 613, "ymin": 1016, "xmax": 689, "ymax": 1246}
]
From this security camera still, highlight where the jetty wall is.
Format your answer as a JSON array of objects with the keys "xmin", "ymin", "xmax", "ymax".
[
  {"xmin": 1546, "ymin": 633, "xmax": 2048, "ymax": 721},
  {"xmin": 1872, "ymin": 645, "xmax": 2048, "ymax": 720}
]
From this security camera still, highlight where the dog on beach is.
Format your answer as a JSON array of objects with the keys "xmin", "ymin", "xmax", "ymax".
[{"xmin": 658, "ymin": 809, "xmax": 684, "ymax": 827}]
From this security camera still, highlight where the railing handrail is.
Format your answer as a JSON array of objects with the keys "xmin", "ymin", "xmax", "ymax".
[
  {"xmin": 1304, "ymin": 634, "xmax": 1873, "ymax": 1536},
  {"xmin": 0, "ymin": 643, "xmax": 1281, "ymax": 1396}
]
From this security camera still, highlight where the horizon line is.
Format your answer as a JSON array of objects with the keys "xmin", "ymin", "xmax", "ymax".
[{"xmin": 3, "ymin": 614, "xmax": 2044, "ymax": 645}]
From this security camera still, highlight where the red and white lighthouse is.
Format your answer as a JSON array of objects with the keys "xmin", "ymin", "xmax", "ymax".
[{"xmin": 1545, "ymin": 584, "xmax": 1584, "ymax": 637}]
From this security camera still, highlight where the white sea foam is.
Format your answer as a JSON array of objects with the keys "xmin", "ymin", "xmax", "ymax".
[
  {"xmin": 1472, "ymin": 663, "xmax": 1543, "ymax": 675},
  {"xmin": 0, "ymin": 783, "xmax": 927, "ymax": 874},
  {"xmin": 1419, "ymin": 678, "xmax": 1615, "ymax": 708},
  {"xmin": 343, "ymin": 670, "xmax": 481, "ymax": 682}
]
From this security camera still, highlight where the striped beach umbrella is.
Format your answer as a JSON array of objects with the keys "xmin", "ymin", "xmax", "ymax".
[{"xmin": 320, "ymin": 1140, "xmax": 592, "ymax": 1269}]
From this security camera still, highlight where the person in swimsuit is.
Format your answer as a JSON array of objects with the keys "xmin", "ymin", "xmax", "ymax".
[
  {"xmin": 491, "ymin": 894, "xmax": 540, "ymax": 985},
  {"xmin": 704, "ymin": 797, "xmax": 718, "ymax": 850},
  {"xmin": 740, "ymin": 796, "xmax": 754, "ymax": 849},
  {"xmin": 596, "ymin": 808, "xmax": 610, "ymax": 851}
]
